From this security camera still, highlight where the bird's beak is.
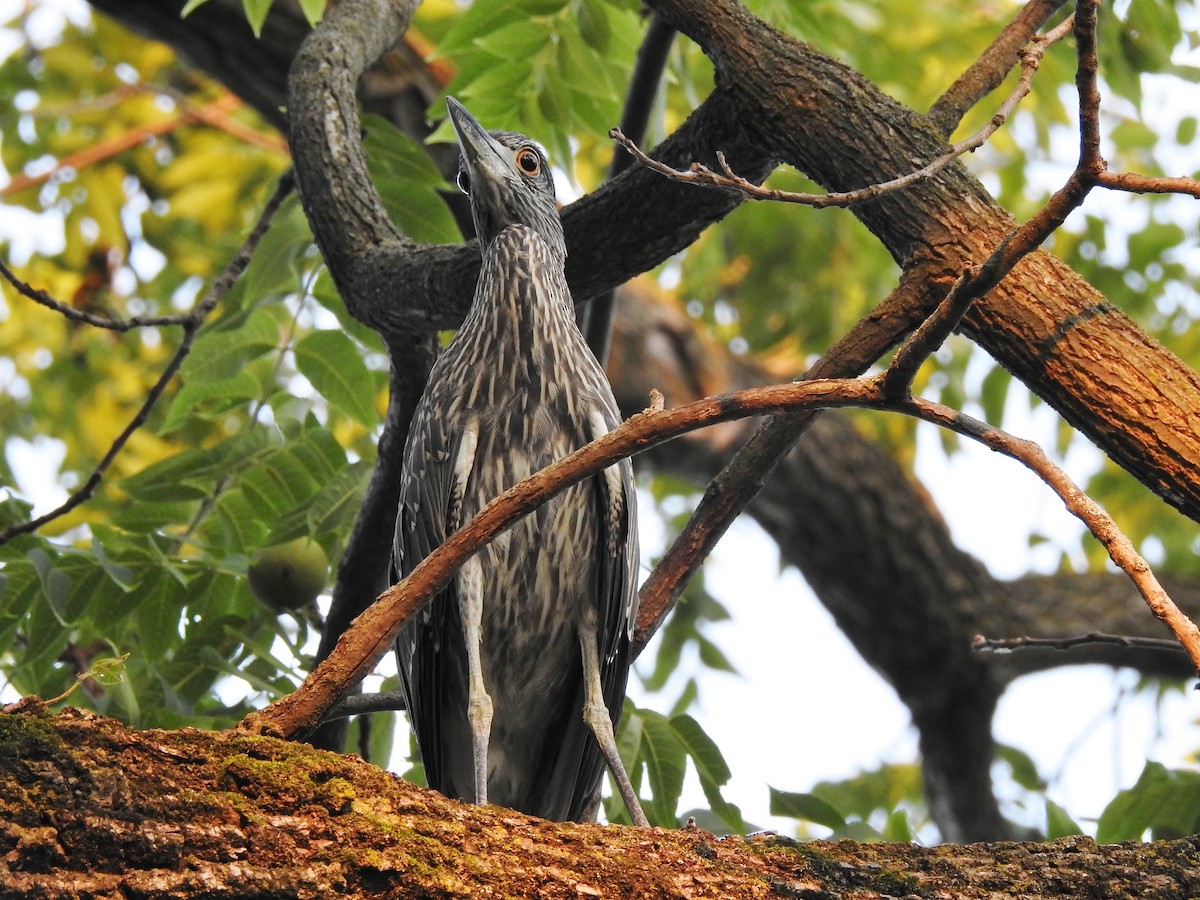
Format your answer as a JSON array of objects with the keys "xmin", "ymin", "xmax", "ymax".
[{"xmin": 446, "ymin": 96, "xmax": 513, "ymax": 186}]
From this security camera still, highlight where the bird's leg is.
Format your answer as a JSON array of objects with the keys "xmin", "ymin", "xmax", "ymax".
[
  {"xmin": 459, "ymin": 553, "xmax": 493, "ymax": 806},
  {"xmin": 577, "ymin": 619, "xmax": 650, "ymax": 828}
]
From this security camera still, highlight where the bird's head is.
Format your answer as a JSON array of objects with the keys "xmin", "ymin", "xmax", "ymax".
[{"xmin": 446, "ymin": 97, "xmax": 566, "ymax": 262}]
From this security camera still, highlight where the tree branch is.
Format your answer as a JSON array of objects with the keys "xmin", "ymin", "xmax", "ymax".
[
  {"xmin": 904, "ymin": 393, "xmax": 1200, "ymax": 672},
  {"xmin": 578, "ymin": 12, "xmax": 677, "ymax": 363},
  {"xmin": 610, "ymin": 14, "xmax": 1075, "ymax": 213},
  {"xmin": 12, "ymin": 708, "xmax": 1200, "ymax": 898},
  {"xmin": 928, "ymin": 0, "xmax": 1069, "ymax": 135}
]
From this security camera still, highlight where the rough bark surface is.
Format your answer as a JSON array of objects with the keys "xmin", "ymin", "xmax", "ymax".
[{"xmin": 3, "ymin": 705, "xmax": 1199, "ymax": 899}]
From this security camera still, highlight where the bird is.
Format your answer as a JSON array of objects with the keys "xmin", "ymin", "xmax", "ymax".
[{"xmin": 392, "ymin": 97, "xmax": 648, "ymax": 827}]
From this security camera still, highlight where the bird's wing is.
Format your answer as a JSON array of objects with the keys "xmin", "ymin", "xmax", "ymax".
[{"xmin": 392, "ymin": 393, "xmax": 472, "ymax": 792}]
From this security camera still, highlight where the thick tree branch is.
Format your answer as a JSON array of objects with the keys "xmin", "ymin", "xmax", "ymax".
[
  {"xmin": 10, "ymin": 707, "xmax": 1200, "ymax": 898},
  {"xmin": 643, "ymin": 0, "xmax": 1200, "ymax": 526},
  {"xmin": 610, "ymin": 13, "xmax": 1075, "ymax": 213}
]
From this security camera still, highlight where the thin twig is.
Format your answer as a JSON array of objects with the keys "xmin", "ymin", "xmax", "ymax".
[
  {"xmin": 0, "ymin": 257, "xmax": 195, "ymax": 330},
  {"xmin": 1096, "ymin": 169, "xmax": 1200, "ymax": 199},
  {"xmin": 609, "ymin": 16, "xmax": 1073, "ymax": 211},
  {"xmin": 972, "ymin": 631, "xmax": 1187, "ymax": 655},
  {"xmin": 0, "ymin": 170, "xmax": 296, "ymax": 545},
  {"xmin": 324, "ymin": 690, "xmax": 408, "ymax": 721},
  {"xmin": 881, "ymin": 266, "xmax": 978, "ymax": 399}
]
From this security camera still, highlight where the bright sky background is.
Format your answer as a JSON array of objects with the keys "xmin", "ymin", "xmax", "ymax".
[{"xmin": 3, "ymin": 0, "xmax": 1199, "ymax": 841}]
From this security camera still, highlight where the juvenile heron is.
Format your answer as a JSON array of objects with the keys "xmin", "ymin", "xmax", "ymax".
[{"xmin": 393, "ymin": 97, "xmax": 647, "ymax": 826}]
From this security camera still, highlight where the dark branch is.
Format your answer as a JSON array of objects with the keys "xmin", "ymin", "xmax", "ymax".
[
  {"xmin": 579, "ymin": 12, "xmax": 677, "ymax": 364},
  {"xmin": 0, "ymin": 257, "xmax": 193, "ymax": 331}
]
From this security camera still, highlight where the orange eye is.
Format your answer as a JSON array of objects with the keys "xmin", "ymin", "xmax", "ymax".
[{"xmin": 516, "ymin": 147, "xmax": 541, "ymax": 176}]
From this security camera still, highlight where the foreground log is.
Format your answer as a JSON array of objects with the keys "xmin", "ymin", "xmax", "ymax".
[{"xmin": 1, "ymin": 703, "xmax": 1197, "ymax": 898}]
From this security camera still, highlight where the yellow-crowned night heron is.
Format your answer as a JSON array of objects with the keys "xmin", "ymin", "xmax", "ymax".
[{"xmin": 393, "ymin": 97, "xmax": 647, "ymax": 826}]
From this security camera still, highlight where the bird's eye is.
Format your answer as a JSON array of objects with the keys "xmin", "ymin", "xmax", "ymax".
[
  {"xmin": 456, "ymin": 169, "xmax": 471, "ymax": 194},
  {"xmin": 515, "ymin": 147, "xmax": 541, "ymax": 177}
]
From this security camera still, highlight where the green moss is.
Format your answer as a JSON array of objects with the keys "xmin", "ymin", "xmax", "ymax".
[
  {"xmin": 758, "ymin": 839, "xmax": 928, "ymax": 898},
  {"xmin": 0, "ymin": 712, "xmax": 64, "ymax": 760}
]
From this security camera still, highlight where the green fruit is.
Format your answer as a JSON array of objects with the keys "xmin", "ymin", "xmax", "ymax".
[{"xmin": 248, "ymin": 538, "xmax": 329, "ymax": 612}]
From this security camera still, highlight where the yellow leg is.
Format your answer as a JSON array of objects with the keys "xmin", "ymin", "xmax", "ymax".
[
  {"xmin": 460, "ymin": 554, "xmax": 492, "ymax": 806},
  {"xmin": 578, "ymin": 623, "xmax": 649, "ymax": 827}
]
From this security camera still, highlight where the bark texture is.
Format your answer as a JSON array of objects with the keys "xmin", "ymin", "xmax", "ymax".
[{"xmin": 4, "ymin": 705, "xmax": 1200, "ymax": 899}]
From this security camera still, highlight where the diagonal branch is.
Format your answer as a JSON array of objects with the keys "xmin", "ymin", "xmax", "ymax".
[
  {"xmin": 903, "ymin": 392, "xmax": 1200, "ymax": 668},
  {"xmin": 928, "ymin": 0, "xmax": 1070, "ymax": 135}
]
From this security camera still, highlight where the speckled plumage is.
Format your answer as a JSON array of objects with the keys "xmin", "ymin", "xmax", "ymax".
[{"xmin": 392, "ymin": 99, "xmax": 640, "ymax": 823}]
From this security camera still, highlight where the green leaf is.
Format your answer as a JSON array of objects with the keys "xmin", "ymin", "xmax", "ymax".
[
  {"xmin": 309, "ymin": 269, "xmax": 386, "ymax": 351},
  {"xmin": 1046, "ymin": 799, "xmax": 1083, "ymax": 839},
  {"xmin": 136, "ymin": 572, "xmax": 185, "ymax": 660},
  {"xmin": 670, "ymin": 714, "xmax": 745, "ymax": 833},
  {"xmin": 181, "ymin": 306, "xmax": 281, "ymax": 386},
  {"xmin": 577, "ymin": 0, "xmax": 612, "ymax": 51},
  {"xmin": 882, "ymin": 809, "xmax": 913, "ymax": 842},
  {"xmin": 90, "ymin": 535, "xmax": 136, "ymax": 591},
  {"xmin": 769, "ymin": 788, "xmax": 847, "ymax": 830},
  {"xmin": 294, "ymin": 330, "xmax": 379, "ymax": 427},
  {"xmin": 238, "ymin": 195, "xmax": 311, "ymax": 303},
  {"xmin": 242, "ymin": 0, "xmax": 272, "ymax": 37},
  {"xmin": 202, "ymin": 424, "xmax": 347, "ymax": 552},
  {"xmin": 27, "ymin": 547, "xmax": 72, "ymax": 625},
  {"xmin": 811, "ymin": 763, "xmax": 923, "ymax": 822},
  {"xmin": 1097, "ymin": 762, "xmax": 1200, "ymax": 843},
  {"xmin": 269, "ymin": 459, "xmax": 373, "ymax": 543},
  {"xmin": 979, "ymin": 364, "xmax": 1011, "ymax": 427},
  {"xmin": 472, "ymin": 19, "xmax": 554, "ymax": 62},
  {"xmin": 298, "ymin": 0, "xmax": 325, "ymax": 27},
  {"xmin": 121, "ymin": 430, "xmax": 275, "ymax": 503},
  {"xmin": 994, "ymin": 743, "xmax": 1045, "ymax": 793},
  {"xmin": 362, "ymin": 115, "xmax": 461, "ymax": 244},
  {"xmin": 83, "ymin": 652, "xmax": 131, "ymax": 686},
  {"xmin": 162, "ymin": 371, "xmax": 263, "ymax": 433},
  {"xmin": 637, "ymin": 709, "xmax": 686, "ymax": 826}
]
